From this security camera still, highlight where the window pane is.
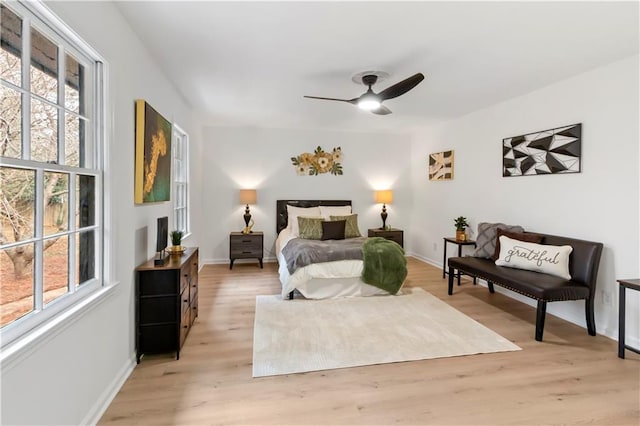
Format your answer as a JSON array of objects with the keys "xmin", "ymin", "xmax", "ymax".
[
  {"xmin": 0, "ymin": 167, "xmax": 35, "ymax": 242},
  {"xmin": 76, "ymin": 230, "xmax": 94, "ymax": 287},
  {"xmin": 30, "ymin": 27, "xmax": 57, "ymax": 102},
  {"xmin": 65, "ymin": 112, "xmax": 81, "ymax": 167},
  {"xmin": 43, "ymin": 235, "xmax": 68, "ymax": 305},
  {"xmin": 76, "ymin": 174, "xmax": 95, "ymax": 228},
  {"xmin": 44, "ymin": 172, "xmax": 68, "ymax": 235},
  {"xmin": 1, "ymin": 243, "xmax": 35, "ymax": 328},
  {"xmin": 30, "ymin": 98, "xmax": 58, "ymax": 163},
  {"xmin": 0, "ymin": 4, "xmax": 22, "ymax": 87},
  {"xmin": 0, "ymin": 85, "xmax": 22, "ymax": 159},
  {"xmin": 64, "ymin": 53, "xmax": 84, "ymax": 113}
]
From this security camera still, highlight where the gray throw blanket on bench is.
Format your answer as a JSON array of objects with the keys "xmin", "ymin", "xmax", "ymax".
[{"xmin": 281, "ymin": 237, "xmax": 406, "ymax": 294}]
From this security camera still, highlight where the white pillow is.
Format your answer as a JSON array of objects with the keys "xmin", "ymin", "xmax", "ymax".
[
  {"xmin": 286, "ymin": 205, "xmax": 321, "ymax": 236},
  {"xmin": 319, "ymin": 205, "xmax": 352, "ymax": 219},
  {"xmin": 495, "ymin": 235, "xmax": 573, "ymax": 280}
]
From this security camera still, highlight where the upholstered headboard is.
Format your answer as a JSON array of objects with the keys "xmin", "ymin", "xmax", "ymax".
[{"xmin": 276, "ymin": 200, "xmax": 351, "ymax": 234}]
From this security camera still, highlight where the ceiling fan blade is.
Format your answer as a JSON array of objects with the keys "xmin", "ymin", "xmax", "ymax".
[
  {"xmin": 378, "ymin": 73, "xmax": 425, "ymax": 101},
  {"xmin": 304, "ymin": 95, "xmax": 357, "ymax": 104},
  {"xmin": 371, "ymin": 105, "xmax": 392, "ymax": 115}
]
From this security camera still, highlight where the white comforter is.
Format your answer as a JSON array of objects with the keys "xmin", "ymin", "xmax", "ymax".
[{"xmin": 276, "ymin": 229, "xmax": 389, "ymax": 299}]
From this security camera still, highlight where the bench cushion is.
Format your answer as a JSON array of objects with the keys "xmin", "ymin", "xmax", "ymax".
[{"xmin": 448, "ymin": 256, "xmax": 590, "ymax": 301}]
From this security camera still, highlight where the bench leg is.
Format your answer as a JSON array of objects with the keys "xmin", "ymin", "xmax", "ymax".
[
  {"xmin": 448, "ymin": 266, "xmax": 455, "ymax": 295},
  {"xmin": 535, "ymin": 300, "xmax": 547, "ymax": 341},
  {"xmin": 585, "ymin": 296, "xmax": 596, "ymax": 336},
  {"xmin": 487, "ymin": 281, "xmax": 495, "ymax": 293}
]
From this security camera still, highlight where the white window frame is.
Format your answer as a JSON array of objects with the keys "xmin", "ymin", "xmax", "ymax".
[
  {"xmin": 171, "ymin": 123, "xmax": 189, "ymax": 237},
  {"xmin": 0, "ymin": 0, "xmax": 108, "ymax": 349}
]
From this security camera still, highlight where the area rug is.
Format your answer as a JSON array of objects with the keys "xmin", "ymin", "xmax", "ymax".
[{"xmin": 252, "ymin": 287, "xmax": 520, "ymax": 377}]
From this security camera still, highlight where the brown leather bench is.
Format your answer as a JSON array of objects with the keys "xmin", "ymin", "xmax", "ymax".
[{"xmin": 447, "ymin": 233, "xmax": 603, "ymax": 341}]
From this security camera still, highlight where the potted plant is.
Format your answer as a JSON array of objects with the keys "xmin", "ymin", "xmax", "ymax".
[
  {"xmin": 170, "ymin": 230, "xmax": 184, "ymax": 254},
  {"xmin": 454, "ymin": 216, "xmax": 469, "ymax": 241}
]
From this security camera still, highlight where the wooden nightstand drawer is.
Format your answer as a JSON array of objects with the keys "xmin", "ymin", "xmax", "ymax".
[
  {"xmin": 367, "ymin": 228, "xmax": 404, "ymax": 248},
  {"xmin": 230, "ymin": 232, "xmax": 264, "ymax": 269}
]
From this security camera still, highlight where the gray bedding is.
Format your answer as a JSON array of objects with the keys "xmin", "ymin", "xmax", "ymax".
[{"xmin": 281, "ymin": 237, "xmax": 367, "ymax": 274}]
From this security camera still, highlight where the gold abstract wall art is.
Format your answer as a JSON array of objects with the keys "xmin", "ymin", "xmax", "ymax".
[
  {"xmin": 135, "ymin": 100, "xmax": 172, "ymax": 203},
  {"xmin": 291, "ymin": 146, "xmax": 343, "ymax": 176},
  {"xmin": 429, "ymin": 150, "xmax": 454, "ymax": 181}
]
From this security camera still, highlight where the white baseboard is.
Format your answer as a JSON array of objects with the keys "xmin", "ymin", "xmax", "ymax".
[{"xmin": 82, "ymin": 356, "xmax": 136, "ymax": 425}]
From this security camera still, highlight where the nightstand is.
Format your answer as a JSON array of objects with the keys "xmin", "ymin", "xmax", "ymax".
[
  {"xmin": 443, "ymin": 237, "xmax": 477, "ymax": 286},
  {"xmin": 230, "ymin": 231, "xmax": 263, "ymax": 269},
  {"xmin": 368, "ymin": 228, "xmax": 403, "ymax": 248}
]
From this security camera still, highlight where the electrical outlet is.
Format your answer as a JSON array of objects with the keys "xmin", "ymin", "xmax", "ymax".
[
  {"xmin": 602, "ymin": 290, "xmax": 612, "ymax": 306},
  {"xmin": 433, "ymin": 242, "xmax": 437, "ymax": 252}
]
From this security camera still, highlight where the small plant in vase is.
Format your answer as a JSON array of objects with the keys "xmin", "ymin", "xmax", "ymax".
[
  {"xmin": 170, "ymin": 230, "xmax": 184, "ymax": 254},
  {"xmin": 454, "ymin": 216, "xmax": 469, "ymax": 241}
]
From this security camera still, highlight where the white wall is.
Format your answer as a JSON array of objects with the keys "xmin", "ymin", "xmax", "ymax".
[
  {"xmin": 1, "ymin": 2, "xmax": 203, "ymax": 424},
  {"xmin": 409, "ymin": 55, "xmax": 640, "ymax": 345},
  {"xmin": 201, "ymin": 126, "xmax": 412, "ymax": 263}
]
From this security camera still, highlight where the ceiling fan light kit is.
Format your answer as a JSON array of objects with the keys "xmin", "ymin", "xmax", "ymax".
[{"xmin": 304, "ymin": 72, "xmax": 425, "ymax": 115}]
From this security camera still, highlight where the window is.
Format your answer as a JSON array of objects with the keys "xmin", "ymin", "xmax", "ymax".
[
  {"xmin": 0, "ymin": 0, "xmax": 105, "ymax": 347},
  {"xmin": 172, "ymin": 124, "xmax": 189, "ymax": 236}
]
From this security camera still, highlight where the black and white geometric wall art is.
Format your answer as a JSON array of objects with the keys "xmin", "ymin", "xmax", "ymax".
[{"xmin": 502, "ymin": 123, "xmax": 582, "ymax": 177}]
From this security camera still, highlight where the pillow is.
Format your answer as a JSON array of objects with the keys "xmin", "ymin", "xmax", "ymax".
[
  {"xmin": 286, "ymin": 205, "xmax": 321, "ymax": 236},
  {"xmin": 319, "ymin": 205, "xmax": 352, "ymax": 219},
  {"xmin": 330, "ymin": 214, "xmax": 361, "ymax": 238},
  {"xmin": 321, "ymin": 220, "xmax": 346, "ymax": 240},
  {"xmin": 491, "ymin": 229, "xmax": 544, "ymax": 261},
  {"xmin": 473, "ymin": 222, "xmax": 524, "ymax": 258},
  {"xmin": 297, "ymin": 216, "xmax": 324, "ymax": 240},
  {"xmin": 495, "ymin": 235, "xmax": 573, "ymax": 280}
]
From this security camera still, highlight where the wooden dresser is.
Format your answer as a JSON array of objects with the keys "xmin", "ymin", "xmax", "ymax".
[{"xmin": 135, "ymin": 247, "xmax": 199, "ymax": 363}]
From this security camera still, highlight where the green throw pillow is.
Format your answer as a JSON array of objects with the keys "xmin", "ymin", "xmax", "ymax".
[
  {"xmin": 330, "ymin": 214, "xmax": 361, "ymax": 238},
  {"xmin": 297, "ymin": 216, "xmax": 324, "ymax": 239}
]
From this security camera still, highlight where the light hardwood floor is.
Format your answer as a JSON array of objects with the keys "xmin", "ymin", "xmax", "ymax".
[{"xmin": 100, "ymin": 258, "xmax": 640, "ymax": 425}]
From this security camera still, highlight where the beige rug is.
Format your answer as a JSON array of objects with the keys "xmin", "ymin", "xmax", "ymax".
[{"xmin": 252, "ymin": 287, "xmax": 520, "ymax": 377}]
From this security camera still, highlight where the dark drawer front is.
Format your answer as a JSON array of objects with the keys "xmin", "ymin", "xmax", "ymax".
[
  {"xmin": 384, "ymin": 234, "xmax": 403, "ymax": 247},
  {"xmin": 139, "ymin": 296, "xmax": 178, "ymax": 324},
  {"xmin": 139, "ymin": 270, "xmax": 179, "ymax": 296},
  {"xmin": 139, "ymin": 324, "xmax": 177, "ymax": 353},
  {"xmin": 231, "ymin": 238, "xmax": 262, "ymax": 256}
]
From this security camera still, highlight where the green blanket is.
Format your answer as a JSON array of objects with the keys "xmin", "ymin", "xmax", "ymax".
[{"xmin": 361, "ymin": 237, "xmax": 407, "ymax": 294}]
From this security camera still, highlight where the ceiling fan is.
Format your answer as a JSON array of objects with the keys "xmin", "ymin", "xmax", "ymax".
[{"xmin": 304, "ymin": 72, "xmax": 425, "ymax": 115}]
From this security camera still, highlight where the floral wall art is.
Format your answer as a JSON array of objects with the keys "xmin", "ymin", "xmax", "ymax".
[{"xmin": 291, "ymin": 146, "xmax": 343, "ymax": 176}]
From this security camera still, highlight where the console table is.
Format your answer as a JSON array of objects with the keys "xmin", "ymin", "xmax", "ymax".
[{"xmin": 618, "ymin": 278, "xmax": 640, "ymax": 359}]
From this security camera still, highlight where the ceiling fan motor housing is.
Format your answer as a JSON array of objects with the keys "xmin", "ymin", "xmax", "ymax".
[{"xmin": 362, "ymin": 74, "xmax": 379, "ymax": 87}]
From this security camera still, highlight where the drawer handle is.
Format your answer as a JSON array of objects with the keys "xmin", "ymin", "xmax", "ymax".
[
  {"xmin": 242, "ymin": 251, "xmax": 252, "ymax": 254},
  {"xmin": 184, "ymin": 299, "xmax": 188, "ymax": 303},
  {"xmin": 242, "ymin": 240, "xmax": 252, "ymax": 243},
  {"xmin": 183, "ymin": 325, "xmax": 188, "ymax": 329},
  {"xmin": 192, "ymin": 284, "xmax": 196, "ymax": 288}
]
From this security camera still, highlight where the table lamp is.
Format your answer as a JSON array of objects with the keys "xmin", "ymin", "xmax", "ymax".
[
  {"xmin": 374, "ymin": 190, "xmax": 393, "ymax": 230},
  {"xmin": 239, "ymin": 189, "xmax": 257, "ymax": 233}
]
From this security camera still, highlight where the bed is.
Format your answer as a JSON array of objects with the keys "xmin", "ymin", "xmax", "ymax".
[{"xmin": 275, "ymin": 199, "xmax": 405, "ymax": 300}]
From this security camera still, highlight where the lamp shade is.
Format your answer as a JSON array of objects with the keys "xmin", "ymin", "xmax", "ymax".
[
  {"xmin": 374, "ymin": 190, "xmax": 393, "ymax": 204},
  {"xmin": 239, "ymin": 189, "xmax": 257, "ymax": 205}
]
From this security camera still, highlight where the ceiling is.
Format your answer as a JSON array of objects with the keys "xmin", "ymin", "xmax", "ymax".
[{"xmin": 114, "ymin": 1, "xmax": 639, "ymax": 134}]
